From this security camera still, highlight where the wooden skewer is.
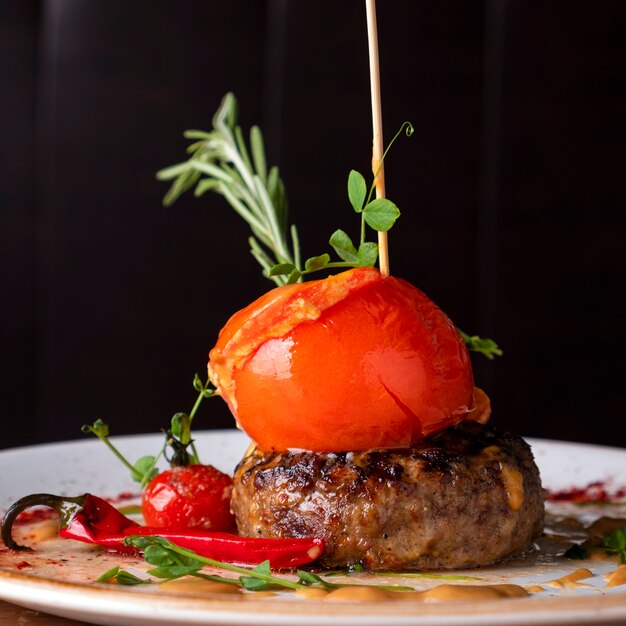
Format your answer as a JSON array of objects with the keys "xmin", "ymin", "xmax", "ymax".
[{"xmin": 365, "ymin": 0, "xmax": 389, "ymax": 277}]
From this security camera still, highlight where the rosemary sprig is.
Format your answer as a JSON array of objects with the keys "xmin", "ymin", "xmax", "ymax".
[{"xmin": 157, "ymin": 93, "xmax": 298, "ymax": 286}]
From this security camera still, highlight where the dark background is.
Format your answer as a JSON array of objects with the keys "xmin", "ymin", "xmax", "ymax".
[{"xmin": 1, "ymin": 1, "xmax": 624, "ymax": 449}]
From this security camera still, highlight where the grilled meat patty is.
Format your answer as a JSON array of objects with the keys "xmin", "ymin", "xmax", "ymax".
[{"xmin": 231, "ymin": 423, "xmax": 544, "ymax": 570}]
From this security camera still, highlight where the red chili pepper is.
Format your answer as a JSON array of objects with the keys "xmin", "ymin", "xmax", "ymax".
[{"xmin": 1, "ymin": 493, "xmax": 324, "ymax": 568}]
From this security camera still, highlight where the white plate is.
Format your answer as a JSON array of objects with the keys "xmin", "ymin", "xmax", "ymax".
[{"xmin": 1, "ymin": 430, "xmax": 626, "ymax": 626}]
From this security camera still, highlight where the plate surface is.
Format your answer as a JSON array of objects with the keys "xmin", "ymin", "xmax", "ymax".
[{"xmin": 1, "ymin": 430, "xmax": 626, "ymax": 626}]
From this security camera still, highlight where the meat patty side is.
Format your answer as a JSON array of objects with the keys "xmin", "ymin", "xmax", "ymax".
[{"xmin": 231, "ymin": 423, "xmax": 544, "ymax": 570}]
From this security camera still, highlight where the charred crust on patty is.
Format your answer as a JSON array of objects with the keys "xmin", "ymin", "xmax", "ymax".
[{"xmin": 231, "ymin": 422, "xmax": 544, "ymax": 570}]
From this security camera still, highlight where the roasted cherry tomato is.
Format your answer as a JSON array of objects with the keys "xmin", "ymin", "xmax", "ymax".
[
  {"xmin": 208, "ymin": 267, "xmax": 474, "ymax": 452},
  {"xmin": 142, "ymin": 464, "xmax": 235, "ymax": 531}
]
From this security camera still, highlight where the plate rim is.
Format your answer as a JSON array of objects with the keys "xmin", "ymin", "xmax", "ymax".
[
  {"xmin": 1, "ymin": 432, "xmax": 625, "ymax": 626},
  {"xmin": 1, "ymin": 565, "xmax": 626, "ymax": 626}
]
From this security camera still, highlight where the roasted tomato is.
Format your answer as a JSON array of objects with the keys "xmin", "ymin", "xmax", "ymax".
[
  {"xmin": 142, "ymin": 464, "xmax": 235, "ymax": 531},
  {"xmin": 208, "ymin": 267, "xmax": 474, "ymax": 453}
]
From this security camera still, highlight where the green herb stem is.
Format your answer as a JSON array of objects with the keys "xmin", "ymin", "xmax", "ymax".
[
  {"xmin": 82, "ymin": 422, "xmax": 142, "ymax": 482},
  {"xmin": 102, "ymin": 440, "xmax": 139, "ymax": 479},
  {"xmin": 383, "ymin": 571, "xmax": 482, "ymax": 582},
  {"xmin": 188, "ymin": 391, "xmax": 204, "ymax": 427},
  {"xmin": 302, "ymin": 261, "xmax": 361, "ymax": 276}
]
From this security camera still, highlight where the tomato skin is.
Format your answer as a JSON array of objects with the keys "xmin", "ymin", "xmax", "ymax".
[
  {"xmin": 141, "ymin": 465, "xmax": 235, "ymax": 531},
  {"xmin": 209, "ymin": 267, "xmax": 474, "ymax": 453}
]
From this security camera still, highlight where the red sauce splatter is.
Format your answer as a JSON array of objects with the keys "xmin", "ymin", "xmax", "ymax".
[
  {"xmin": 107, "ymin": 492, "xmax": 139, "ymax": 504},
  {"xmin": 15, "ymin": 561, "xmax": 31, "ymax": 570},
  {"xmin": 546, "ymin": 480, "xmax": 626, "ymax": 503}
]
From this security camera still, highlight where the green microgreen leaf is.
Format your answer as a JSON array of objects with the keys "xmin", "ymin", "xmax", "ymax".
[
  {"xmin": 240, "ymin": 560, "xmax": 273, "ymax": 591},
  {"xmin": 116, "ymin": 570, "xmax": 153, "ymax": 585},
  {"xmin": 362, "ymin": 198, "xmax": 401, "ymax": 232},
  {"xmin": 96, "ymin": 566, "xmax": 151, "ymax": 586},
  {"xmin": 239, "ymin": 576, "xmax": 271, "ymax": 591},
  {"xmin": 286, "ymin": 268, "xmax": 302, "ymax": 284},
  {"xmin": 166, "ymin": 410, "xmax": 195, "ymax": 466},
  {"xmin": 357, "ymin": 242, "xmax": 378, "ymax": 267},
  {"xmin": 126, "ymin": 536, "xmax": 152, "ymax": 551},
  {"xmin": 459, "ymin": 331, "xmax": 503, "ymax": 360},
  {"xmin": 296, "ymin": 570, "xmax": 337, "ymax": 589},
  {"xmin": 133, "ymin": 456, "xmax": 158, "ymax": 485},
  {"xmin": 296, "ymin": 570, "xmax": 323, "ymax": 586},
  {"xmin": 269, "ymin": 262, "xmax": 297, "ymax": 277},
  {"xmin": 323, "ymin": 563, "xmax": 368, "ymax": 577},
  {"xmin": 142, "ymin": 543, "xmax": 204, "ymax": 580},
  {"xmin": 96, "ymin": 566, "xmax": 121, "ymax": 583},
  {"xmin": 304, "ymin": 254, "xmax": 330, "ymax": 272},
  {"xmin": 192, "ymin": 373, "xmax": 205, "ymax": 393},
  {"xmin": 247, "ymin": 559, "xmax": 272, "ymax": 576},
  {"xmin": 348, "ymin": 170, "xmax": 367, "ymax": 213},
  {"xmin": 329, "ymin": 229, "xmax": 358, "ymax": 264},
  {"xmin": 269, "ymin": 262, "xmax": 303, "ymax": 283},
  {"xmin": 193, "ymin": 572, "xmax": 242, "ymax": 586},
  {"xmin": 170, "ymin": 413, "xmax": 185, "ymax": 438}
]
